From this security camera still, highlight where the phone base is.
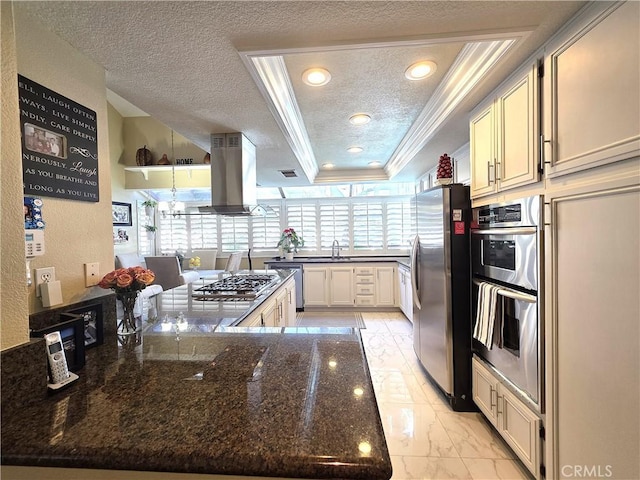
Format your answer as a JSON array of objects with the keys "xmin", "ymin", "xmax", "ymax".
[{"xmin": 48, "ymin": 371, "xmax": 79, "ymax": 391}]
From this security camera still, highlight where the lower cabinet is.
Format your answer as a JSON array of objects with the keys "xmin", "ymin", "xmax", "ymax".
[
  {"xmin": 375, "ymin": 265, "xmax": 396, "ymax": 307},
  {"xmin": 397, "ymin": 266, "xmax": 412, "ymax": 322},
  {"xmin": 329, "ymin": 266, "xmax": 355, "ymax": 306},
  {"xmin": 303, "ymin": 267, "xmax": 329, "ymax": 307},
  {"xmin": 238, "ymin": 277, "xmax": 295, "ymax": 327},
  {"xmin": 472, "ymin": 356, "xmax": 541, "ymax": 478},
  {"xmin": 303, "ymin": 263, "xmax": 399, "ymax": 308}
]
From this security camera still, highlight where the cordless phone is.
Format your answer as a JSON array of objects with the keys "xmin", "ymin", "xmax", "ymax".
[{"xmin": 45, "ymin": 331, "xmax": 71, "ymax": 385}]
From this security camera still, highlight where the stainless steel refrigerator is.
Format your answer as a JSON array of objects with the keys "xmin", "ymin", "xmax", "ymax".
[{"xmin": 411, "ymin": 184, "xmax": 474, "ymax": 411}]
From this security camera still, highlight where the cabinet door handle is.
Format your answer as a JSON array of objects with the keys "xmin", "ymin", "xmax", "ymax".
[
  {"xmin": 497, "ymin": 394, "xmax": 503, "ymax": 416},
  {"xmin": 495, "ymin": 161, "xmax": 501, "ymax": 181},
  {"xmin": 487, "ymin": 161, "xmax": 495, "ymax": 184},
  {"xmin": 490, "ymin": 386, "xmax": 497, "ymax": 408},
  {"xmin": 540, "ymin": 134, "xmax": 552, "ymax": 172}
]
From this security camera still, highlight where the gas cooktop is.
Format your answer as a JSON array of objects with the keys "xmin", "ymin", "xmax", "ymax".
[{"xmin": 192, "ymin": 274, "xmax": 278, "ymax": 301}]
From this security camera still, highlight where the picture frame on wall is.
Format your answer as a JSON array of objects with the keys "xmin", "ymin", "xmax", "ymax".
[{"xmin": 112, "ymin": 202, "xmax": 132, "ymax": 226}]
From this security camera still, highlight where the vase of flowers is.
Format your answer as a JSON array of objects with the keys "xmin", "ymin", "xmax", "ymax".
[
  {"xmin": 277, "ymin": 227, "xmax": 304, "ymax": 259},
  {"xmin": 99, "ymin": 267, "xmax": 156, "ymax": 335}
]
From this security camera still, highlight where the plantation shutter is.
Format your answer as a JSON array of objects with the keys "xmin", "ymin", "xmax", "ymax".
[
  {"xmin": 189, "ymin": 212, "xmax": 218, "ymax": 249},
  {"xmin": 352, "ymin": 201, "xmax": 384, "ymax": 250},
  {"xmin": 386, "ymin": 199, "xmax": 414, "ymax": 249},
  {"xmin": 319, "ymin": 202, "xmax": 349, "ymax": 250},
  {"xmin": 158, "ymin": 213, "xmax": 188, "ymax": 255},
  {"xmin": 286, "ymin": 202, "xmax": 317, "ymax": 252},
  {"xmin": 220, "ymin": 215, "xmax": 249, "ymax": 253},
  {"xmin": 251, "ymin": 204, "xmax": 281, "ymax": 252}
]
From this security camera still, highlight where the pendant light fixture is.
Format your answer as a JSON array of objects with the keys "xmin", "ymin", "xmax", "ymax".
[{"xmin": 159, "ymin": 130, "xmax": 185, "ymax": 217}]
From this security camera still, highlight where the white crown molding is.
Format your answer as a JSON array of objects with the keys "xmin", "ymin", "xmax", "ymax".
[
  {"xmin": 241, "ymin": 31, "xmax": 528, "ymax": 184},
  {"xmin": 385, "ymin": 39, "xmax": 516, "ymax": 179},
  {"xmin": 242, "ymin": 55, "xmax": 318, "ymax": 183}
]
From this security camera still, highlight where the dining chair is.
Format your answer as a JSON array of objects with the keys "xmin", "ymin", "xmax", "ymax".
[
  {"xmin": 144, "ymin": 256, "xmax": 200, "ymax": 290},
  {"xmin": 224, "ymin": 251, "xmax": 243, "ymax": 273}
]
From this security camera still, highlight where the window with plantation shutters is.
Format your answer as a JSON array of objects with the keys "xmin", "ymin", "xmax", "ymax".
[
  {"xmin": 286, "ymin": 202, "xmax": 318, "ymax": 252},
  {"xmin": 158, "ymin": 213, "xmax": 188, "ymax": 255},
  {"xmin": 137, "ymin": 203, "xmax": 154, "ymax": 256},
  {"xmin": 251, "ymin": 204, "xmax": 281, "ymax": 252},
  {"xmin": 220, "ymin": 215, "xmax": 249, "ymax": 253},
  {"xmin": 353, "ymin": 201, "xmax": 384, "ymax": 250},
  {"xmin": 386, "ymin": 199, "xmax": 415, "ymax": 249},
  {"xmin": 319, "ymin": 202, "xmax": 349, "ymax": 250},
  {"xmin": 189, "ymin": 212, "xmax": 218, "ymax": 249}
]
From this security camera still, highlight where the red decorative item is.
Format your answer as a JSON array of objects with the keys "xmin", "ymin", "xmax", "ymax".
[{"xmin": 436, "ymin": 153, "xmax": 453, "ymax": 179}]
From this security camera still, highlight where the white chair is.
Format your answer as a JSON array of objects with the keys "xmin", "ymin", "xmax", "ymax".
[
  {"xmin": 191, "ymin": 249, "xmax": 218, "ymax": 270},
  {"xmin": 224, "ymin": 251, "xmax": 243, "ymax": 273},
  {"xmin": 115, "ymin": 253, "xmax": 162, "ymax": 298},
  {"xmin": 144, "ymin": 256, "xmax": 200, "ymax": 290}
]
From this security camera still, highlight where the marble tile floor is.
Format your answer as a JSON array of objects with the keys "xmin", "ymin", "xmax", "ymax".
[{"xmin": 360, "ymin": 311, "xmax": 533, "ymax": 480}]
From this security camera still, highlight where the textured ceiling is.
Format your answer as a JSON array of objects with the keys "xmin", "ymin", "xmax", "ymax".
[{"xmin": 15, "ymin": 1, "xmax": 587, "ymax": 187}]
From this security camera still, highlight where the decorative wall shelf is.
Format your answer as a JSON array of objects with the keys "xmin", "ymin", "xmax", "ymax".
[{"xmin": 124, "ymin": 164, "xmax": 210, "ymax": 180}]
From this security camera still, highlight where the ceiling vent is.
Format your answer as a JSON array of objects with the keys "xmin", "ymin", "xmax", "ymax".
[{"xmin": 279, "ymin": 169, "xmax": 298, "ymax": 178}]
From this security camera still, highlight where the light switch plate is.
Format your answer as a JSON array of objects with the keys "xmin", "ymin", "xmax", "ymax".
[
  {"xmin": 35, "ymin": 267, "xmax": 56, "ymax": 297},
  {"xmin": 85, "ymin": 262, "xmax": 100, "ymax": 287}
]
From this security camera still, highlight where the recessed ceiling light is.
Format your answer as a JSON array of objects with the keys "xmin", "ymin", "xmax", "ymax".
[
  {"xmin": 302, "ymin": 67, "xmax": 331, "ymax": 86},
  {"xmin": 349, "ymin": 113, "xmax": 371, "ymax": 125},
  {"xmin": 347, "ymin": 146, "xmax": 363, "ymax": 153},
  {"xmin": 368, "ymin": 161, "xmax": 381, "ymax": 167},
  {"xmin": 322, "ymin": 163, "xmax": 335, "ymax": 169},
  {"xmin": 405, "ymin": 60, "xmax": 437, "ymax": 80}
]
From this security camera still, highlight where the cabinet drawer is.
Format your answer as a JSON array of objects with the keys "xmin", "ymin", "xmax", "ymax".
[
  {"xmin": 355, "ymin": 267, "xmax": 374, "ymax": 276},
  {"xmin": 356, "ymin": 284, "xmax": 374, "ymax": 295},
  {"xmin": 356, "ymin": 296, "xmax": 375, "ymax": 306},
  {"xmin": 356, "ymin": 275, "xmax": 374, "ymax": 284}
]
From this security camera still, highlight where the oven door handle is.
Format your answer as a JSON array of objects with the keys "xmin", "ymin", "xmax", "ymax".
[
  {"xmin": 473, "ymin": 280, "xmax": 537, "ymax": 303},
  {"xmin": 471, "ymin": 227, "xmax": 537, "ymax": 236}
]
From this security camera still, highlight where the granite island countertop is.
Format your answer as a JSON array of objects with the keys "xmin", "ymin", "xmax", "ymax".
[{"xmin": 1, "ymin": 279, "xmax": 392, "ymax": 479}]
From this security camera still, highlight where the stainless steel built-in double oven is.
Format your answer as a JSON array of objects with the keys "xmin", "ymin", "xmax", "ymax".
[{"xmin": 471, "ymin": 195, "xmax": 543, "ymax": 413}]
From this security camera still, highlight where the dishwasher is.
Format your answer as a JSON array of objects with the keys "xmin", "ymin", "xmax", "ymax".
[{"xmin": 264, "ymin": 261, "xmax": 303, "ymax": 311}]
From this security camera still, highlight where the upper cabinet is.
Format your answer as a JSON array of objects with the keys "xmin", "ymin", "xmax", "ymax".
[
  {"xmin": 470, "ymin": 62, "xmax": 540, "ymax": 199},
  {"xmin": 542, "ymin": 1, "xmax": 640, "ymax": 178}
]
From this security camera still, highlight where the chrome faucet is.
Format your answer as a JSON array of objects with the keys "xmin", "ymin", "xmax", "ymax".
[{"xmin": 331, "ymin": 239, "xmax": 340, "ymax": 259}]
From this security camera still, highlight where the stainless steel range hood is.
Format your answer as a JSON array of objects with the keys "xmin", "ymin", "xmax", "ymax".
[{"xmin": 199, "ymin": 133, "xmax": 261, "ymax": 216}]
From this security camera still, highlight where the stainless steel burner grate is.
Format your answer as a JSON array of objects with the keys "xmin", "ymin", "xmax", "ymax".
[{"xmin": 192, "ymin": 274, "xmax": 278, "ymax": 301}]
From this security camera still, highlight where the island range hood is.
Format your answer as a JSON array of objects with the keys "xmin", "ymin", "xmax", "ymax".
[{"xmin": 199, "ymin": 133, "xmax": 262, "ymax": 216}]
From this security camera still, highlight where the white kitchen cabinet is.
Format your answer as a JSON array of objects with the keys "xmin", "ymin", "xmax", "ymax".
[
  {"xmin": 285, "ymin": 278, "xmax": 297, "ymax": 326},
  {"xmin": 472, "ymin": 356, "xmax": 541, "ymax": 478},
  {"xmin": 470, "ymin": 62, "xmax": 540, "ymax": 199},
  {"xmin": 329, "ymin": 266, "xmax": 354, "ymax": 306},
  {"xmin": 470, "ymin": 104, "xmax": 496, "ymax": 197},
  {"xmin": 355, "ymin": 266, "xmax": 375, "ymax": 306},
  {"xmin": 374, "ymin": 265, "xmax": 396, "ymax": 307},
  {"xmin": 303, "ymin": 266, "xmax": 329, "ymax": 307},
  {"xmin": 544, "ymin": 184, "xmax": 640, "ymax": 480},
  {"xmin": 542, "ymin": 1, "xmax": 639, "ymax": 178},
  {"xmin": 397, "ymin": 266, "xmax": 412, "ymax": 322},
  {"xmin": 260, "ymin": 298, "xmax": 278, "ymax": 327}
]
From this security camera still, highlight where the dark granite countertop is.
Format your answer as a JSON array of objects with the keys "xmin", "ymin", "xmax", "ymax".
[
  {"xmin": 1, "ymin": 279, "xmax": 392, "ymax": 479},
  {"xmin": 266, "ymin": 255, "xmax": 409, "ymax": 265}
]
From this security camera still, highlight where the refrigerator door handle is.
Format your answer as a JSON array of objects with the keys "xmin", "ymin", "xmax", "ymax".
[{"xmin": 410, "ymin": 234, "xmax": 422, "ymax": 310}]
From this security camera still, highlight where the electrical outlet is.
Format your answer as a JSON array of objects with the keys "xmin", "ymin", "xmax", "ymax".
[
  {"xmin": 85, "ymin": 262, "xmax": 100, "ymax": 287},
  {"xmin": 35, "ymin": 267, "xmax": 56, "ymax": 297}
]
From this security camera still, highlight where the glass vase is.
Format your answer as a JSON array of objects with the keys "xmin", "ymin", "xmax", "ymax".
[{"xmin": 117, "ymin": 291, "xmax": 139, "ymax": 335}]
